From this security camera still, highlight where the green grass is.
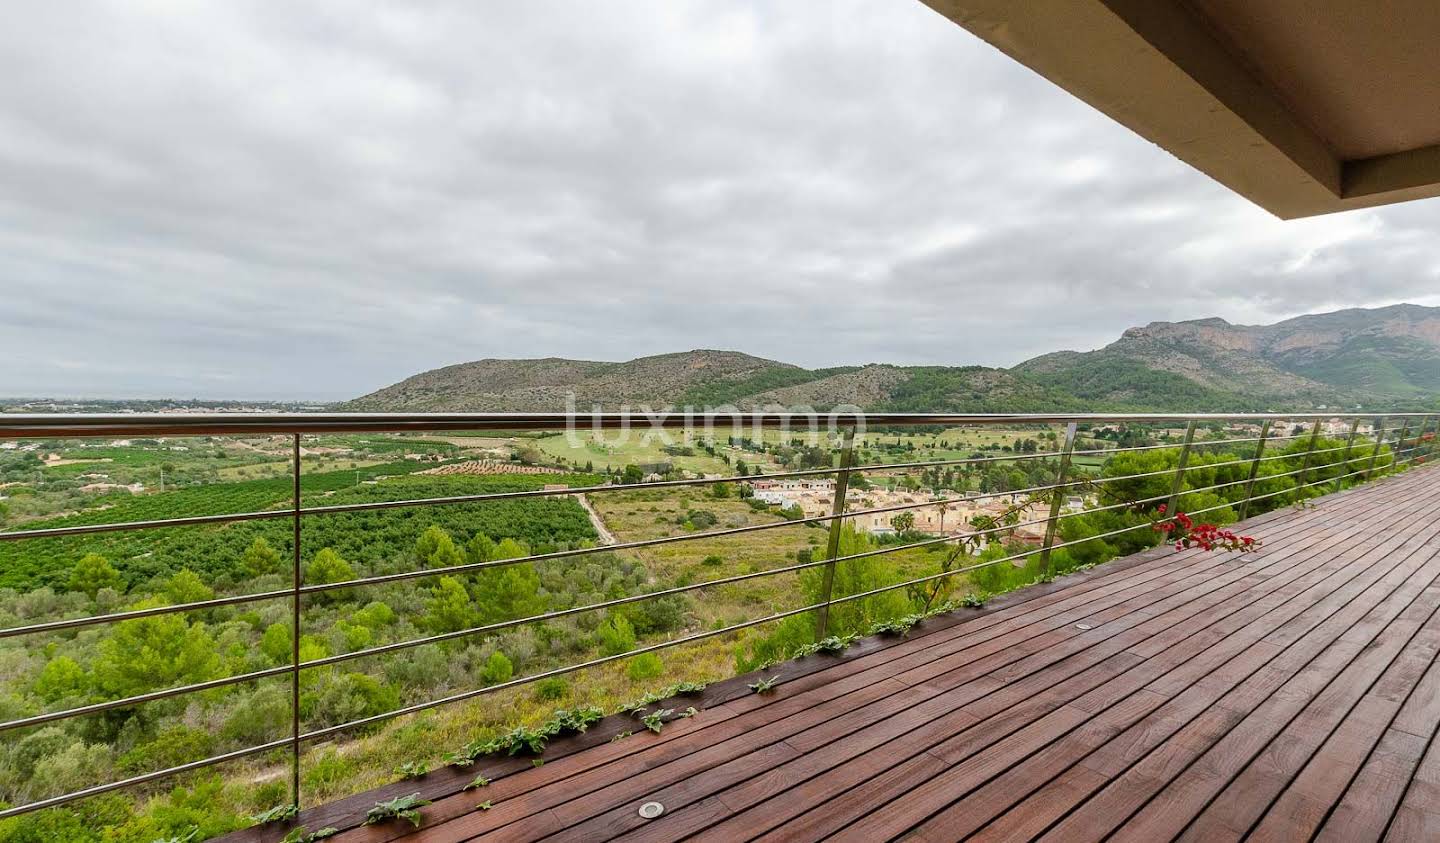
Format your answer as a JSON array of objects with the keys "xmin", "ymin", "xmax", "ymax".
[{"xmin": 532, "ymin": 432, "xmax": 732, "ymax": 475}]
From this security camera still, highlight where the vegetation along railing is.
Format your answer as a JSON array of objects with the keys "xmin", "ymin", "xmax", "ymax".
[{"xmin": 0, "ymin": 411, "xmax": 1436, "ymax": 823}]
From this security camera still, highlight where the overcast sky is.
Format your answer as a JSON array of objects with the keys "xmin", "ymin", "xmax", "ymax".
[{"xmin": 3, "ymin": 1, "xmax": 1438, "ymax": 400}]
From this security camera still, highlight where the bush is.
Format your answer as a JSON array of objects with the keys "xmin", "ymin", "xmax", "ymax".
[
  {"xmin": 596, "ymin": 614, "xmax": 636, "ymax": 656},
  {"xmin": 626, "ymin": 652, "xmax": 664, "ymax": 680},
  {"xmin": 117, "ymin": 726, "xmax": 214, "ymax": 774},
  {"xmin": 221, "ymin": 686, "xmax": 290, "ymax": 744},
  {"xmin": 353, "ymin": 601, "xmax": 397, "ymax": 628},
  {"xmin": 533, "ymin": 677, "xmax": 569, "ymax": 701},
  {"xmin": 309, "ymin": 672, "xmax": 400, "ymax": 729},
  {"xmin": 481, "ymin": 650, "xmax": 514, "ymax": 685}
]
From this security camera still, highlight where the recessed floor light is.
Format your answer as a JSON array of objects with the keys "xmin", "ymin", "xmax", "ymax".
[
  {"xmin": 1075, "ymin": 623, "xmax": 1092, "ymax": 630},
  {"xmin": 639, "ymin": 801, "xmax": 665, "ymax": 819}
]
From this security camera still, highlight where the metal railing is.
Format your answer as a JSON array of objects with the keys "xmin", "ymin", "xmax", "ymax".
[{"xmin": 0, "ymin": 410, "xmax": 1435, "ymax": 820}]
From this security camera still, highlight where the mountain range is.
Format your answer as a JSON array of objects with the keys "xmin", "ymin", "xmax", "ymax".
[{"xmin": 346, "ymin": 305, "xmax": 1440, "ymax": 413}]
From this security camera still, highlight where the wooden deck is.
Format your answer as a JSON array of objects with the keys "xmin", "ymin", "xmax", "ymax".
[{"xmin": 258, "ymin": 465, "xmax": 1440, "ymax": 842}]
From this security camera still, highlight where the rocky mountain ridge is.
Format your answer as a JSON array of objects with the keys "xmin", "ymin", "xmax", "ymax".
[{"xmin": 347, "ymin": 305, "xmax": 1440, "ymax": 412}]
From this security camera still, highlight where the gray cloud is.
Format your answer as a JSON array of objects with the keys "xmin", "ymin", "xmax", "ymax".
[{"xmin": 2, "ymin": 0, "xmax": 1438, "ymax": 399}]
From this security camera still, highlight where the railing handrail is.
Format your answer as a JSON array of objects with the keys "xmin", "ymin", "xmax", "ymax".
[
  {"xmin": 0, "ymin": 410, "xmax": 1432, "ymax": 439},
  {"xmin": 0, "ymin": 409, "xmax": 1433, "ymax": 823}
]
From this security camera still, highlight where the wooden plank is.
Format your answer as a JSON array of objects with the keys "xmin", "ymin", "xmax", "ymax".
[
  {"xmin": 1109, "ymin": 566, "xmax": 1440, "ymax": 841},
  {"xmin": 1312, "ymin": 654, "xmax": 1440, "ymax": 840},
  {"xmin": 1037, "ymin": 571, "xmax": 1440, "ymax": 842},
  {"xmin": 1314, "ymin": 727, "xmax": 1431, "ymax": 843},
  {"xmin": 1248, "ymin": 626, "xmax": 1440, "ymax": 842},
  {"xmin": 1386, "ymin": 712, "xmax": 1440, "ymax": 841},
  {"xmin": 1175, "ymin": 595, "xmax": 1440, "ymax": 840}
]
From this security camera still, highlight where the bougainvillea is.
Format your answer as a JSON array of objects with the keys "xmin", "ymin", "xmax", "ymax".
[{"xmin": 1152, "ymin": 505, "xmax": 1258, "ymax": 553}]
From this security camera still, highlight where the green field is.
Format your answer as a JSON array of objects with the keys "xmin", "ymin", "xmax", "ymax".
[{"xmin": 531, "ymin": 431, "xmax": 735, "ymax": 475}]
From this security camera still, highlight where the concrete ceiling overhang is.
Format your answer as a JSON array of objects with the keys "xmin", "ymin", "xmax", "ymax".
[{"xmin": 922, "ymin": 0, "xmax": 1440, "ymax": 218}]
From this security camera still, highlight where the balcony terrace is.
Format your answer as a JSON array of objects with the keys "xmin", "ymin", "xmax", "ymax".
[
  {"xmin": 1, "ymin": 412, "xmax": 1436, "ymax": 842},
  {"xmin": 237, "ymin": 461, "xmax": 1440, "ymax": 842}
]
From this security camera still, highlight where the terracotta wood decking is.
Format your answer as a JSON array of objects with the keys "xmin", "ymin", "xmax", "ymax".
[{"xmin": 252, "ymin": 465, "xmax": 1440, "ymax": 842}]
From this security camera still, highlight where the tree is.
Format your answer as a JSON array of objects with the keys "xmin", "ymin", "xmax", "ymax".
[
  {"xmin": 466, "ymin": 533, "xmax": 497, "ymax": 564},
  {"xmin": 164, "ymin": 569, "xmax": 214, "ymax": 605},
  {"xmin": 311, "ymin": 672, "xmax": 400, "ymax": 727},
  {"xmin": 241, "ymin": 537, "xmax": 282, "ymax": 577},
  {"xmin": 261, "ymin": 623, "xmax": 293, "ymax": 664},
  {"xmin": 416, "ymin": 526, "xmax": 463, "ymax": 567},
  {"xmin": 621, "ymin": 464, "xmax": 644, "ymax": 485},
  {"xmin": 480, "ymin": 650, "xmax": 514, "ymax": 685},
  {"xmin": 33, "ymin": 656, "xmax": 87, "ymax": 702},
  {"xmin": 68, "ymin": 553, "xmax": 122, "ymax": 598},
  {"xmin": 352, "ymin": 601, "xmax": 396, "ymax": 629},
  {"xmin": 597, "ymin": 613, "xmax": 636, "ymax": 656},
  {"xmin": 492, "ymin": 538, "xmax": 528, "ymax": 560},
  {"xmin": 471, "ymin": 562, "xmax": 545, "ymax": 625},
  {"xmin": 305, "ymin": 547, "xmax": 356, "ymax": 602},
  {"xmin": 890, "ymin": 512, "xmax": 916, "ymax": 534},
  {"xmin": 93, "ymin": 602, "xmax": 221, "ymax": 698},
  {"xmin": 425, "ymin": 576, "xmax": 479, "ymax": 633}
]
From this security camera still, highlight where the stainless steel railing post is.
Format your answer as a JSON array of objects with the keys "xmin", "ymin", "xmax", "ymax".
[
  {"xmin": 1237, "ymin": 419, "xmax": 1271, "ymax": 521},
  {"xmin": 1363, "ymin": 417, "xmax": 1386, "ymax": 480},
  {"xmin": 1293, "ymin": 419, "xmax": 1323, "ymax": 498},
  {"xmin": 1392, "ymin": 419, "xmax": 1412, "ymax": 472},
  {"xmin": 1165, "ymin": 420, "xmax": 1199, "ymax": 516},
  {"xmin": 1038, "ymin": 422, "xmax": 1078, "ymax": 578},
  {"xmin": 814, "ymin": 427, "xmax": 856, "ymax": 639},
  {"xmin": 1333, "ymin": 418, "xmax": 1360, "ymax": 493},
  {"xmin": 290, "ymin": 433, "xmax": 303, "ymax": 810}
]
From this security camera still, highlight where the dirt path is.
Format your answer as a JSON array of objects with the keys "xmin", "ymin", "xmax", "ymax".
[{"xmin": 575, "ymin": 493, "xmax": 616, "ymax": 545}]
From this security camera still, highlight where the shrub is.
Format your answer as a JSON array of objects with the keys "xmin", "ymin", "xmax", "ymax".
[
  {"xmin": 627, "ymin": 653, "xmax": 664, "ymax": 681},
  {"xmin": 481, "ymin": 651, "xmax": 515, "ymax": 685},
  {"xmin": 534, "ymin": 677, "xmax": 569, "ymax": 701},
  {"xmin": 597, "ymin": 614, "xmax": 636, "ymax": 656}
]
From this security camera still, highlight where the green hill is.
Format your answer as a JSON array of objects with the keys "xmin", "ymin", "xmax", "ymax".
[{"xmin": 345, "ymin": 305, "xmax": 1440, "ymax": 413}]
